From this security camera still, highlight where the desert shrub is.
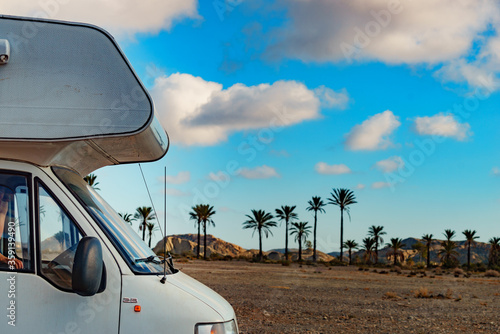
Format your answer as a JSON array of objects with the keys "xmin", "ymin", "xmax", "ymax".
[
  {"xmin": 485, "ymin": 270, "xmax": 500, "ymax": 277},
  {"xmin": 379, "ymin": 270, "xmax": 388, "ymax": 274},
  {"xmin": 391, "ymin": 266, "xmax": 402, "ymax": 274},
  {"xmin": 281, "ymin": 260, "xmax": 291, "ymax": 266},
  {"xmin": 181, "ymin": 250, "xmax": 195, "ymax": 258},
  {"xmin": 415, "ymin": 262, "xmax": 426, "ymax": 270},
  {"xmin": 383, "ymin": 291, "xmax": 399, "ymax": 299},
  {"xmin": 471, "ymin": 262, "xmax": 487, "ymax": 272},
  {"xmin": 406, "ymin": 258, "xmax": 414, "ymax": 267},
  {"xmin": 454, "ymin": 268, "xmax": 465, "ymax": 277},
  {"xmin": 358, "ymin": 267, "xmax": 365, "ymax": 271},
  {"xmin": 445, "ymin": 288, "xmax": 453, "ymax": 299},
  {"xmin": 434, "ymin": 267, "xmax": 443, "ymax": 275},
  {"xmin": 414, "ymin": 287, "xmax": 432, "ymax": 298}
]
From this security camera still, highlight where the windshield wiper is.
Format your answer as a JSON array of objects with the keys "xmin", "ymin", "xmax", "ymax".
[
  {"xmin": 134, "ymin": 254, "xmax": 178, "ymax": 274},
  {"xmin": 134, "ymin": 255, "xmax": 163, "ymax": 265}
]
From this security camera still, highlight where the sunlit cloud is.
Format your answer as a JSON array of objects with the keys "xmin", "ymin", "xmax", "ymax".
[
  {"xmin": 413, "ymin": 113, "xmax": 471, "ymax": 141},
  {"xmin": 374, "ymin": 156, "xmax": 404, "ymax": 173},
  {"xmin": 1, "ymin": 0, "xmax": 200, "ymax": 37},
  {"xmin": 238, "ymin": 165, "xmax": 280, "ymax": 179},
  {"xmin": 345, "ymin": 110, "xmax": 400, "ymax": 151},
  {"xmin": 315, "ymin": 163, "xmax": 352, "ymax": 175},
  {"xmin": 152, "ymin": 73, "xmax": 349, "ymax": 146}
]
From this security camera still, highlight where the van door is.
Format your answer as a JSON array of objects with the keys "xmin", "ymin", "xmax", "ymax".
[{"xmin": 0, "ymin": 165, "xmax": 121, "ymax": 333}]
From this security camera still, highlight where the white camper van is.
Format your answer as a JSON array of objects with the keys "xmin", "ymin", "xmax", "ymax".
[{"xmin": 0, "ymin": 16, "xmax": 238, "ymax": 333}]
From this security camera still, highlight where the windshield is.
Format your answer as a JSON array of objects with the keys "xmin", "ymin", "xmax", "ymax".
[{"xmin": 53, "ymin": 167, "xmax": 171, "ymax": 275}]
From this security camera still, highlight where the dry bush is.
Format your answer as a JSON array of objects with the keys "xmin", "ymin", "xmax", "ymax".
[
  {"xmin": 485, "ymin": 270, "xmax": 500, "ymax": 278},
  {"xmin": 414, "ymin": 287, "xmax": 432, "ymax": 298},
  {"xmin": 434, "ymin": 267, "xmax": 443, "ymax": 275},
  {"xmin": 454, "ymin": 268, "xmax": 465, "ymax": 277},
  {"xmin": 445, "ymin": 288, "xmax": 453, "ymax": 299},
  {"xmin": 384, "ymin": 291, "xmax": 400, "ymax": 299},
  {"xmin": 393, "ymin": 266, "xmax": 402, "ymax": 274}
]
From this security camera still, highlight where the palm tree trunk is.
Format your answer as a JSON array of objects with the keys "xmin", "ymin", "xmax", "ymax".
[
  {"xmin": 285, "ymin": 219, "xmax": 289, "ymax": 261},
  {"xmin": 258, "ymin": 227, "xmax": 263, "ymax": 261},
  {"xmin": 203, "ymin": 222, "xmax": 207, "ymax": 260},
  {"xmin": 148, "ymin": 232, "xmax": 152, "ymax": 248},
  {"xmin": 142, "ymin": 221, "xmax": 146, "ymax": 241},
  {"xmin": 340, "ymin": 209, "xmax": 344, "ymax": 263},
  {"xmin": 394, "ymin": 249, "xmax": 397, "ymax": 266},
  {"xmin": 298, "ymin": 234, "xmax": 302, "ymax": 262},
  {"xmin": 349, "ymin": 249, "xmax": 352, "ymax": 265},
  {"xmin": 467, "ymin": 241, "xmax": 471, "ymax": 270},
  {"xmin": 427, "ymin": 244, "xmax": 430, "ymax": 268},
  {"xmin": 375, "ymin": 240, "xmax": 379, "ymax": 264},
  {"xmin": 313, "ymin": 212, "xmax": 317, "ymax": 262},
  {"xmin": 197, "ymin": 221, "xmax": 201, "ymax": 259}
]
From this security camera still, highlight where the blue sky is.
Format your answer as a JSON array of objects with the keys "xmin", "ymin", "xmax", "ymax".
[{"xmin": 4, "ymin": 0, "xmax": 500, "ymax": 252}]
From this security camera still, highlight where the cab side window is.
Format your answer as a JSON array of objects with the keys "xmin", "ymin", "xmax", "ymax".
[
  {"xmin": 0, "ymin": 173, "xmax": 32, "ymax": 272},
  {"xmin": 38, "ymin": 183, "xmax": 82, "ymax": 290}
]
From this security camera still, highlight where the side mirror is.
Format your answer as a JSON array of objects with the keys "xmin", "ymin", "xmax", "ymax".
[{"xmin": 72, "ymin": 236, "xmax": 104, "ymax": 297}]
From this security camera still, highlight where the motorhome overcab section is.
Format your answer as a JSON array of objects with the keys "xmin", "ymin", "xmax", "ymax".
[{"xmin": 0, "ymin": 15, "xmax": 238, "ymax": 334}]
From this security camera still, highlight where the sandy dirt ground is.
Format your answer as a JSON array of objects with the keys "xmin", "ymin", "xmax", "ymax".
[{"xmin": 178, "ymin": 260, "xmax": 500, "ymax": 334}]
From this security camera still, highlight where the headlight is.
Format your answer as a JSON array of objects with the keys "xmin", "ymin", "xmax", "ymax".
[{"xmin": 195, "ymin": 320, "xmax": 238, "ymax": 334}]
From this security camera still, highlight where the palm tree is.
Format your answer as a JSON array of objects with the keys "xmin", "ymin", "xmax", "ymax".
[
  {"xmin": 275, "ymin": 205, "xmax": 298, "ymax": 261},
  {"xmin": 328, "ymin": 188, "xmax": 357, "ymax": 263},
  {"xmin": 462, "ymin": 229, "xmax": 479, "ymax": 270},
  {"xmin": 386, "ymin": 238, "xmax": 406, "ymax": 266},
  {"xmin": 362, "ymin": 237, "xmax": 376, "ymax": 264},
  {"xmin": 422, "ymin": 234, "xmax": 433, "ymax": 268},
  {"xmin": 290, "ymin": 222, "xmax": 312, "ymax": 262},
  {"xmin": 83, "ymin": 173, "xmax": 100, "ymax": 190},
  {"xmin": 439, "ymin": 240, "xmax": 459, "ymax": 267},
  {"xmin": 243, "ymin": 210, "xmax": 277, "ymax": 261},
  {"xmin": 343, "ymin": 239, "xmax": 358, "ymax": 265},
  {"xmin": 412, "ymin": 241, "xmax": 425, "ymax": 263},
  {"xmin": 146, "ymin": 222, "xmax": 158, "ymax": 248},
  {"xmin": 189, "ymin": 205, "xmax": 203, "ymax": 258},
  {"xmin": 306, "ymin": 196, "xmax": 326, "ymax": 262},
  {"xmin": 488, "ymin": 237, "xmax": 500, "ymax": 267},
  {"xmin": 197, "ymin": 204, "xmax": 216, "ymax": 260},
  {"xmin": 134, "ymin": 206, "xmax": 156, "ymax": 242},
  {"xmin": 368, "ymin": 225, "xmax": 386, "ymax": 264},
  {"xmin": 443, "ymin": 229, "xmax": 455, "ymax": 242},
  {"xmin": 118, "ymin": 212, "xmax": 134, "ymax": 225}
]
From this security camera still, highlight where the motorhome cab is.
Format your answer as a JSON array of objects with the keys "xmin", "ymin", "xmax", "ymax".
[{"xmin": 0, "ymin": 16, "xmax": 238, "ymax": 333}]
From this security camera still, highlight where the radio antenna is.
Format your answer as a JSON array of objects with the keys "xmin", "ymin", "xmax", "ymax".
[{"xmin": 160, "ymin": 166, "xmax": 168, "ymax": 283}]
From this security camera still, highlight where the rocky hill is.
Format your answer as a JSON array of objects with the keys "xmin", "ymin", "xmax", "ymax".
[
  {"xmin": 153, "ymin": 234, "xmax": 334, "ymax": 261},
  {"xmin": 348, "ymin": 237, "xmax": 492, "ymax": 265}
]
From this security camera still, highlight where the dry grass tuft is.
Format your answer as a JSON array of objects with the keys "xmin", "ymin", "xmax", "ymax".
[
  {"xmin": 445, "ymin": 288, "xmax": 453, "ymax": 299},
  {"xmin": 414, "ymin": 287, "xmax": 432, "ymax": 298},
  {"xmin": 383, "ymin": 291, "xmax": 400, "ymax": 300},
  {"xmin": 485, "ymin": 270, "xmax": 500, "ymax": 278}
]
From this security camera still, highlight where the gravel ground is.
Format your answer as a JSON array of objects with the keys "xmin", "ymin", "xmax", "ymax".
[{"xmin": 178, "ymin": 260, "xmax": 500, "ymax": 334}]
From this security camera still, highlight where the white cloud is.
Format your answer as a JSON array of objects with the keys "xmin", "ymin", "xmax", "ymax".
[
  {"xmin": 314, "ymin": 86, "xmax": 350, "ymax": 109},
  {"xmin": 355, "ymin": 184, "xmax": 366, "ymax": 190},
  {"xmin": 413, "ymin": 113, "xmax": 470, "ymax": 140},
  {"xmin": 345, "ymin": 110, "xmax": 400, "ymax": 151},
  {"xmin": 152, "ymin": 73, "xmax": 348, "ymax": 146},
  {"xmin": 372, "ymin": 181, "xmax": 391, "ymax": 189},
  {"xmin": 315, "ymin": 163, "xmax": 352, "ymax": 175},
  {"xmin": 165, "ymin": 171, "xmax": 190, "ymax": 184},
  {"xmin": 167, "ymin": 188, "xmax": 191, "ymax": 197},
  {"xmin": 374, "ymin": 156, "xmax": 404, "ymax": 173},
  {"xmin": 238, "ymin": 165, "xmax": 280, "ymax": 179},
  {"xmin": 270, "ymin": 149, "xmax": 290, "ymax": 157},
  {"xmin": 208, "ymin": 171, "xmax": 232, "ymax": 182},
  {"xmin": 1, "ymin": 0, "xmax": 199, "ymax": 37},
  {"xmin": 266, "ymin": 0, "xmax": 500, "ymax": 64},
  {"xmin": 492, "ymin": 167, "xmax": 500, "ymax": 176}
]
